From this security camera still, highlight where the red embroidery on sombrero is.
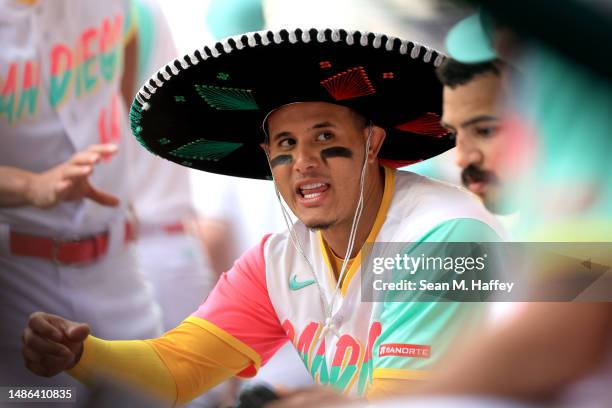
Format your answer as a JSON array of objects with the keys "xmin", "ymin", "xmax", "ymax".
[
  {"xmin": 319, "ymin": 61, "xmax": 332, "ymax": 69},
  {"xmin": 321, "ymin": 66, "xmax": 375, "ymax": 101},
  {"xmin": 395, "ymin": 112, "xmax": 449, "ymax": 137}
]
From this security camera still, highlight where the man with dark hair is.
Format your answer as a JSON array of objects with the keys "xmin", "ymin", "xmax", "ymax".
[
  {"xmin": 436, "ymin": 58, "xmax": 512, "ymax": 215},
  {"xmin": 436, "ymin": 59, "xmax": 501, "ymax": 88},
  {"xmin": 379, "ymin": 8, "xmax": 612, "ymax": 407}
]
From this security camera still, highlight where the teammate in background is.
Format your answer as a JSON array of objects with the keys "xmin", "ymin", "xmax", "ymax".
[
  {"xmin": 22, "ymin": 28, "xmax": 502, "ymax": 405},
  {"xmin": 436, "ymin": 58, "xmax": 514, "ymax": 216},
  {"xmin": 423, "ymin": 9, "xmax": 612, "ymax": 405},
  {"xmin": 0, "ymin": 0, "xmax": 161, "ymax": 397},
  {"xmin": 377, "ymin": 8, "xmax": 612, "ymax": 407}
]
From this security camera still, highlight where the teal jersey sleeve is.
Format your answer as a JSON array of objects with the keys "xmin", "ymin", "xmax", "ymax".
[{"xmin": 372, "ymin": 218, "xmax": 501, "ymax": 381}]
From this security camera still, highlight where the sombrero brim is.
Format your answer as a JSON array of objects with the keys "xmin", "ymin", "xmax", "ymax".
[{"xmin": 130, "ymin": 28, "xmax": 452, "ymax": 180}]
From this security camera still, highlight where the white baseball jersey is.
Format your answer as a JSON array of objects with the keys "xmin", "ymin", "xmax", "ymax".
[
  {"xmin": 193, "ymin": 167, "xmax": 503, "ymax": 396},
  {"xmin": 0, "ymin": 0, "xmax": 162, "ymax": 389},
  {"xmin": 128, "ymin": 0, "xmax": 198, "ymax": 225},
  {"xmin": 0, "ymin": 0, "xmax": 133, "ymax": 236}
]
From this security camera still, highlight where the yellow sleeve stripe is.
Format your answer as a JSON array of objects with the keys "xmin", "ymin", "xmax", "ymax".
[
  {"xmin": 373, "ymin": 367, "xmax": 429, "ymax": 381},
  {"xmin": 68, "ymin": 335, "xmax": 178, "ymax": 403},
  {"xmin": 66, "ymin": 335, "xmax": 98, "ymax": 384},
  {"xmin": 184, "ymin": 316, "xmax": 263, "ymax": 373}
]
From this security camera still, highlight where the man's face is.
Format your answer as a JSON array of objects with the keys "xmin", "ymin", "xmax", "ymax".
[
  {"xmin": 265, "ymin": 102, "xmax": 370, "ymax": 230},
  {"xmin": 442, "ymin": 72, "xmax": 510, "ymax": 213}
]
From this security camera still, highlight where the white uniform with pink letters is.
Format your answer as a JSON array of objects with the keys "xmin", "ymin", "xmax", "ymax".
[{"xmin": 0, "ymin": 0, "xmax": 161, "ymax": 389}]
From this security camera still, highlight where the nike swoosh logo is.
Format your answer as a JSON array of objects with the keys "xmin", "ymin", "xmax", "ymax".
[{"xmin": 289, "ymin": 274, "xmax": 315, "ymax": 291}]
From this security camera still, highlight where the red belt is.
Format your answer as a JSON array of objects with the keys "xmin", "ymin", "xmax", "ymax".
[
  {"xmin": 161, "ymin": 221, "xmax": 185, "ymax": 234},
  {"xmin": 138, "ymin": 221, "xmax": 186, "ymax": 236},
  {"xmin": 9, "ymin": 222, "xmax": 135, "ymax": 266}
]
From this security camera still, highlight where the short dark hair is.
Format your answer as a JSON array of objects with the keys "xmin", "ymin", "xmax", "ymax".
[
  {"xmin": 348, "ymin": 107, "xmax": 368, "ymax": 130},
  {"xmin": 436, "ymin": 58, "xmax": 502, "ymax": 88}
]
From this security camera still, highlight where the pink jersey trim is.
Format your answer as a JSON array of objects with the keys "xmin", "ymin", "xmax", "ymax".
[{"xmin": 192, "ymin": 234, "xmax": 288, "ymax": 376}]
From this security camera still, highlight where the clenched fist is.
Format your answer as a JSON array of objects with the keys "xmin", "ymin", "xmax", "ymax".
[{"xmin": 22, "ymin": 312, "xmax": 91, "ymax": 377}]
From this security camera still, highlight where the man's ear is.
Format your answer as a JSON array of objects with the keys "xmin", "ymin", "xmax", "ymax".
[{"xmin": 366, "ymin": 126, "xmax": 386, "ymax": 164}]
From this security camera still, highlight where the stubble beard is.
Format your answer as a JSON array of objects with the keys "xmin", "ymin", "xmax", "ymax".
[{"xmin": 307, "ymin": 220, "xmax": 336, "ymax": 231}]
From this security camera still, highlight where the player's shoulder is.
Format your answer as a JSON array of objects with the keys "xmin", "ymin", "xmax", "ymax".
[
  {"xmin": 390, "ymin": 170, "xmax": 505, "ymax": 238},
  {"xmin": 391, "ymin": 170, "xmax": 486, "ymax": 214}
]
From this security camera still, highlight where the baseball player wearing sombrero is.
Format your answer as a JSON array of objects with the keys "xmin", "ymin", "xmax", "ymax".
[{"xmin": 22, "ymin": 28, "xmax": 503, "ymax": 404}]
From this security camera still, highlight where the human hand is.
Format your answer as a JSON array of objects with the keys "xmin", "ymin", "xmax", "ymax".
[
  {"xmin": 26, "ymin": 144, "xmax": 120, "ymax": 208},
  {"xmin": 22, "ymin": 312, "xmax": 91, "ymax": 377}
]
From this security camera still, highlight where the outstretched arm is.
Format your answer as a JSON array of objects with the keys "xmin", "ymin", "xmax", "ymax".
[
  {"xmin": 22, "ymin": 312, "xmax": 251, "ymax": 405},
  {"xmin": 23, "ymin": 236, "xmax": 287, "ymax": 405}
]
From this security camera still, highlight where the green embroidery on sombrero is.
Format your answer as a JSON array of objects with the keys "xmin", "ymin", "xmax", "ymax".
[
  {"xmin": 174, "ymin": 95, "xmax": 186, "ymax": 102},
  {"xmin": 194, "ymin": 84, "xmax": 258, "ymax": 110},
  {"xmin": 216, "ymin": 72, "xmax": 230, "ymax": 80},
  {"xmin": 170, "ymin": 138, "xmax": 243, "ymax": 162},
  {"xmin": 181, "ymin": 161, "xmax": 193, "ymax": 167},
  {"xmin": 129, "ymin": 102, "xmax": 153, "ymax": 152},
  {"xmin": 158, "ymin": 138, "xmax": 171, "ymax": 145},
  {"xmin": 129, "ymin": 102, "xmax": 143, "ymax": 135}
]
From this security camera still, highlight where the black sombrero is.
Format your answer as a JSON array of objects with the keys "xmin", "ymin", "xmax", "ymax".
[{"xmin": 129, "ymin": 28, "xmax": 452, "ymax": 180}]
